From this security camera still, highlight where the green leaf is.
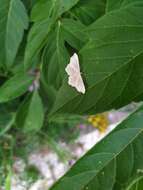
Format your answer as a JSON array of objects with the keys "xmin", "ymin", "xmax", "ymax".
[
  {"xmin": 31, "ymin": 0, "xmax": 80, "ymax": 22},
  {"xmin": 40, "ymin": 80, "xmax": 57, "ymax": 111},
  {"xmin": 42, "ymin": 21, "xmax": 69, "ymax": 90},
  {"xmin": 106, "ymin": 0, "xmax": 143, "ymax": 12},
  {"xmin": 0, "ymin": 112, "xmax": 15, "ymax": 137},
  {"xmin": 16, "ymin": 90, "xmax": 44, "ymax": 133},
  {"xmin": 61, "ymin": 18, "xmax": 89, "ymax": 50},
  {"xmin": 24, "ymin": 18, "xmax": 53, "ymax": 69},
  {"xmin": 31, "ymin": 0, "xmax": 53, "ymax": 22},
  {"xmin": 5, "ymin": 168, "xmax": 12, "ymax": 190},
  {"xmin": 127, "ymin": 176, "xmax": 143, "ymax": 190},
  {"xmin": 52, "ymin": 0, "xmax": 80, "ymax": 18},
  {"xmin": 0, "ymin": 0, "xmax": 28, "ymax": 67},
  {"xmin": 22, "ymin": 0, "xmax": 37, "ymax": 12},
  {"xmin": 71, "ymin": 0, "xmax": 106, "ymax": 25},
  {"xmin": 24, "ymin": 0, "xmax": 79, "ymax": 69},
  {"xmin": 115, "ymin": 145, "xmax": 134, "ymax": 185},
  {"xmin": 24, "ymin": 0, "xmax": 54, "ymax": 69},
  {"xmin": 51, "ymin": 2, "xmax": 143, "ymax": 116},
  {"xmin": 50, "ymin": 105, "xmax": 143, "ymax": 190},
  {"xmin": 0, "ymin": 72, "xmax": 33, "ymax": 103}
]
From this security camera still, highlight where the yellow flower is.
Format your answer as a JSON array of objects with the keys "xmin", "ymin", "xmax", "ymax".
[{"xmin": 88, "ymin": 113, "xmax": 109, "ymax": 133}]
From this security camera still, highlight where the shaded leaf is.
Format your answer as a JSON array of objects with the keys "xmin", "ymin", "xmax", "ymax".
[
  {"xmin": 42, "ymin": 21, "xmax": 69, "ymax": 90},
  {"xmin": 61, "ymin": 18, "xmax": 89, "ymax": 50},
  {"xmin": 106, "ymin": 0, "xmax": 143, "ymax": 12},
  {"xmin": 71, "ymin": 0, "xmax": 106, "ymax": 25}
]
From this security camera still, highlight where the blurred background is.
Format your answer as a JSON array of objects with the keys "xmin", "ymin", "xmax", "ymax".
[{"xmin": 0, "ymin": 103, "xmax": 140, "ymax": 190}]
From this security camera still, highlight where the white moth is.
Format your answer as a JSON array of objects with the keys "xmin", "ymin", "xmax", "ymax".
[{"xmin": 65, "ymin": 53, "xmax": 86, "ymax": 94}]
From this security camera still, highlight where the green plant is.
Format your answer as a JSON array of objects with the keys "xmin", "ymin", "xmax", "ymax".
[
  {"xmin": 1, "ymin": 0, "xmax": 143, "ymax": 189},
  {"xmin": 51, "ymin": 105, "xmax": 143, "ymax": 190}
]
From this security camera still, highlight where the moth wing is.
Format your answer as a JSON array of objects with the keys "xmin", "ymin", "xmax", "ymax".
[
  {"xmin": 68, "ymin": 76, "xmax": 77, "ymax": 88},
  {"xmin": 68, "ymin": 74, "xmax": 85, "ymax": 94},
  {"xmin": 65, "ymin": 53, "xmax": 80, "ymax": 76},
  {"xmin": 66, "ymin": 53, "xmax": 86, "ymax": 94},
  {"xmin": 65, "ymin": 64, "xmax": 76, "ymax": 76},
  {"xmin": 75, "ymin": 75, "xmax": 85, "ymax": 94},
  {"xmin": 71, "ymin": 53, "xmax": 80, "ymax": 71}
]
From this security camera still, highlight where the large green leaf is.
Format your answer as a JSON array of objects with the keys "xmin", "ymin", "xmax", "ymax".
[
  {"xmin": 24, "ymin": 0, "xmax": 79, "ymax": 69},
  {"xmin": 50, "ymin": 105, "xmax": 143, "ymax": 190},
  {"xmin": 71, "ymin": 0, "xmax": 106, "ymax": 25},
  {"xmin": 0, "ymin": 0, "xmax": 28, "ymax": 67},
  {"xmin": 51, "ymin": 1, "xmax": 143, "ymax": 116},
  {"xmin": 0, "ymin": 72, "xmax": 33, "ymax": 103},
  {"xmin": 16, "ymin": 90, "xmax": 44, "ymax": 133}
]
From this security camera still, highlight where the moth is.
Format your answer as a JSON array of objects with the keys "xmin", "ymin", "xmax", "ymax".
[{"xmin": 65, "ymin": 53, "xmax": 86, "ymax": 94}]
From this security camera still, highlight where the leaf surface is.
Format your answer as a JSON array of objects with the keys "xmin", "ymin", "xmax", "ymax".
[
  {"xmin": 16, "ymin": 90, "xmax": 44, "ymax": 133},
  {"xmin": 51, "ymin": 2, "xmax": 143, "ymax": 115},
  {"xmin": 0, "ymin": 72, "xmax": 33, "ymax": 103},
  {"xmin": 0, "ymin": 0, "xmax": 28, "ymax": 67},
  {"xmin": 24, "ymin": 0, "xmax": 79, "ymax": 69}
]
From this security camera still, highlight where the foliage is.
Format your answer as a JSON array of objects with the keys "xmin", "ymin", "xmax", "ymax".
[
  {"xmin": 0, "ymin": 0, "xmax": 143, "ymax": 189},
  {"xmin": 51, "ymin": 105, "xmax": 143, "ymax": 190}
]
